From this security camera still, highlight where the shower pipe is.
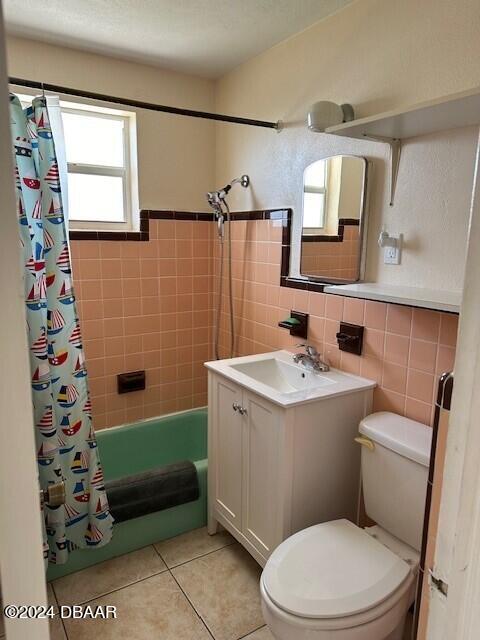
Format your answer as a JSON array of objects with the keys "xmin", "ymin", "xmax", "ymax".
[
  {"xmin": 212, "ymin": 199, "xmax": 235, "ymax": 360},
  {"xmin": 207, "ymin": 176, "xmax": 249, "ymax": 360},
  {"xmin": 9, "ymin": 77, "xmax": 281, "ymax": 130}
]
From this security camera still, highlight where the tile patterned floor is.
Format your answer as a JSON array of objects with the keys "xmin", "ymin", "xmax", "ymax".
[
  {"xmin": 50, "ymin": 527, "xmax": 272, "ymax": 640},
  {"xmin": 172, "ymin": 544, "xmax": 265, "ymax": 640},
  {"xmin": 0, "ymin": 527, "xmax": 414, "ymax": 639}
]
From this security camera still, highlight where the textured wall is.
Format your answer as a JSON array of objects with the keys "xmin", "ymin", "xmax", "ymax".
[
  {"xmin": 7, "ymin": 35, "xmax": 216, "ymax": 212},
  {"xmin": 215, "ymin": 0, "xmax": 480, "ymax": 290}
]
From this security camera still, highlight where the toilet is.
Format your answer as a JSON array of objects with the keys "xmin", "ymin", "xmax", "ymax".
[{"xmin": 260, "ymin": 411, "xmax": 432, "ymax": 640}]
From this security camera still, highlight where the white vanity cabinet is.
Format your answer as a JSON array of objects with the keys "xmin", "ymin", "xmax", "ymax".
[{"xmin": 206, "ymin": 354, "xmax": 375, "ymax": 567}]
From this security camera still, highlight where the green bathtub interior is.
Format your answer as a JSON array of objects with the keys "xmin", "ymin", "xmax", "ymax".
[{"xmin": 47, "ymin": 408, "xmax": 208, "ymax": 581}]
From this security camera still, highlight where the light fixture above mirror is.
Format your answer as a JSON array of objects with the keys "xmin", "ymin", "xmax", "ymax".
[{"xmin": 306, "ymin": 101, "xmax": 355, "ymax": 132}]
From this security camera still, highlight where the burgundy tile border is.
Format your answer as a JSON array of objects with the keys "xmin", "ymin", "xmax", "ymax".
[
  {"xmin": 231, "ymin": 211, "xmax": 264, "ymax": 220},
  {"xmin": 302, "ymin": 234, "xmax": 343, "ymax": 243},
  {"xmin": 339, "ymin": 218, "xmax": 361, "ymax": 226},
  {"xmin": 69, "ymin": 208, "xmax": 290, "ymax": 241},
  {"xmin": 69, "ymin": 209, "xmax": 214, "ymax": 241},
  {"xmin": 229, "ymin": 209, "xmax": 290, "ymax": 221},
  {"xmin": 281, "ymin": 247, "xmax": 290, "ymax": 277},
  {"xmin": 279, "ymin": 208, "xmax": 331, "ymax": 292},
  {"xmin": 69, "ymin": 230, "xmax": 99, "ymax": 240},
  {"xmin": 281, "ymin": 275, "xmax": 325, "ymax": 292}
]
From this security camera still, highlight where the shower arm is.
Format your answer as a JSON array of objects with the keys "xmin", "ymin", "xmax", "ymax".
[
  {"xmin": 227, "ymin": 175, "xmax": 250, "ymax": 190},
  {"xmin": 207, "ymin": 175, "xmax": 250, "ymax": 214},
  {"xmin": 220, "ymin": 174, "xmax": 250, "ymax": 198}
]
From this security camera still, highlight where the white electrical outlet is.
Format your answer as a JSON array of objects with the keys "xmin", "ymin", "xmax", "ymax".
[{"xmin": 384, "ymin": 245, "xmax": 401, "ymax": 265}]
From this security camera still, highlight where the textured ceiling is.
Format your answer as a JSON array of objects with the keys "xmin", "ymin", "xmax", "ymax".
[{"xmin": 4, "ymin": 0, "xmax": 355, "ymax": 78}]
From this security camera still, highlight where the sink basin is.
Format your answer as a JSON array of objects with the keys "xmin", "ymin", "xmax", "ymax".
[
  {"xmin": 230, "ymin": 358, "xmax": 334, "ymax": 394},
  {"xmin": 205, "ymin": 350, "xmax": 376, "ymax": 407}
]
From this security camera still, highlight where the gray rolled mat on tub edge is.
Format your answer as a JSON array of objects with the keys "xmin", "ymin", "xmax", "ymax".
[{"xmin": 105, "ymin": 460, "xmax": 200, "ymax": 523}]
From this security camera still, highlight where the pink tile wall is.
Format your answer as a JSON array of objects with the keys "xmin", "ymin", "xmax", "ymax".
[
  {"xmin": 70, "ymin": 219, "xmax": 214, "ymax": 430},
  {"xmin": 218, "ymin": 218, "xmax": 458, "ymax": 426},
  {"xmin": 71, "ymin": 215, "xmax": 458, "ymax": 431}
]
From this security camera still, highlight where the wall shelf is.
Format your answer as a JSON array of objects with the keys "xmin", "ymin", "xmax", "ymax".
[
  {"xmin": 325, "ymin": 86, "xmax": 480, "ymax": 206},
  {"xmin": 324, "ymin": 283, "xmax": 461, "ymax": 314},
  {"xmin": 325, "ymin": 86, "xmax": 480, "ymax": 141}
]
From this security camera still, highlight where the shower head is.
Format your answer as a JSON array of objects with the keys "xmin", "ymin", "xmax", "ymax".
[
  {"xmin": 227, "ymin": 174, "xmax": 250, "ymax": 190},
  {"xmin": 206, "ymin": 191, "xmax": 224, "ymax": 215},
  {"xmin": 206, "ymin": 175, "xmax": 250, "ymax": 214}
]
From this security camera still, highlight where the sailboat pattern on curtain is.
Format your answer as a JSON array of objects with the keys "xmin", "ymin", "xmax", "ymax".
[{"xmin": 10, "ymin": 94, "xmax": 113, "ymax": 564}]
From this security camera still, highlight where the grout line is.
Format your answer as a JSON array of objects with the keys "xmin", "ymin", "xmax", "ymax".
[
  {"xmin": 168, "ymin": 569, "xmax": 216, "ymax": 640},
  {"xmin": 50, "ymin": 582, "xmax": 60, "ymax": 610},
  {"xmin": 54, "ymin": 537, "xmax": 236, "ymax": 610},
  {"xmin": 237, "ymin": 624, "xmax": 267, "ymax": 639},
  {"xmin": 152, "ymin": 539, "xmax": 236, "ymax": 570},
  {"xmin": 59, "ymin": 615, "xmax": 69, "ymax": 639},
  {"xmin": 52, "ymin": 546, "xmax": 169, "ymax": 607},
  {"xmin": 48, "ymin": 584, "xmax": 69, "ymax": 639},
  {"xmin": 58, "ymin": 563, "xmax": 171, "ymax": 608},
  {"xmin": 151, "ymin": 543, "xmax": 164, "ymax": 560}
]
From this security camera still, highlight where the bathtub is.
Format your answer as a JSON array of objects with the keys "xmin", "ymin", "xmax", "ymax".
[{"xmin": 47, "ymin": 408, "xmax": 208, "ymax": 580}]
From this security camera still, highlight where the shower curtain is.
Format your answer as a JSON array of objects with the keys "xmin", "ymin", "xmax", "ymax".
[{"xmin": 10, "ymin": 94, "xmax": 113, "ymax": 565}]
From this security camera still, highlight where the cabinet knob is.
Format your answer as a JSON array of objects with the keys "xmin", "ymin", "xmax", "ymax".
[{"xmin": 232, "ymin": 402, "xmax": 247, "ymax": 416}]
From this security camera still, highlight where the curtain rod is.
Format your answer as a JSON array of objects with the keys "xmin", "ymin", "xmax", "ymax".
[{"xmin": 9, "ymin": 76, "xmax": 281, "ymax": 130}]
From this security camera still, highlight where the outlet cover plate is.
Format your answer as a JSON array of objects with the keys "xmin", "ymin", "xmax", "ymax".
[{"xmin": 384, "ymin": 245, "xmax": 401, "ymax": 264}]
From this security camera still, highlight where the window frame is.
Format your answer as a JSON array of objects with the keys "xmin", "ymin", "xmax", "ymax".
[
  {"xmin": 12, "ymin": 89, "xmax": 139, "ymax": 232},
  {"xmin": 62, "ymin": 105, "xmax": 138, "ymax": 232}
]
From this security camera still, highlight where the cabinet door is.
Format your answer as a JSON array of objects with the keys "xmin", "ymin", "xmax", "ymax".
[
  {"xmin": 211, "ymin": 376, "xmax": 244, "ymax": 531},
  {"xmin": 242, "ymin": 390, "xmax": 282, "ymax": 558}
]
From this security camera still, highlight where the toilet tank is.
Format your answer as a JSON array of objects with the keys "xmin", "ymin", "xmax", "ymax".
[{"xmin": 359, "ymin": 412, "xmax": 432, "ymax": 551}]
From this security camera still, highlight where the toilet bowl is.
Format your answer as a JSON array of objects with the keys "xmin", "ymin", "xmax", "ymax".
[
  {"xmin": 261, "ymin": 519, "xmax": 418, "ymax": 640},
  {"xmin": 260, "ymin": 412, "xmax": 431, "ymax": 640},
  {"xmin": 261, "ymin": 577, "xmax": 413, "ymax": 640}
]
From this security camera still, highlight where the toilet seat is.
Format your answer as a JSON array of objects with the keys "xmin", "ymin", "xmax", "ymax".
[
  {"xmin": 262, "ymin": 519, "xmax": 412, "ymax": 621},
  {"xmin": 261, "ymin": 573, "xmax": 415, "ymax": 636}
]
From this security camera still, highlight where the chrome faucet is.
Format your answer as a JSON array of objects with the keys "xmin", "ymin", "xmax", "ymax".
[{"xmin": 293, "ymin": 344, "xmax": 330, "ymax": 372}]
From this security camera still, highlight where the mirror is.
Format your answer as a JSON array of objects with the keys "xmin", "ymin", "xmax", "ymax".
[{"xmin": 300, "ymin": 155, "xmax": 368, "ymax": 283}]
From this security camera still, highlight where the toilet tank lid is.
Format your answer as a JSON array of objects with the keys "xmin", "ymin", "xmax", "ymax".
[{"xmin": 359, "ymin": 412, "xmax": 432, "ymax": 467}]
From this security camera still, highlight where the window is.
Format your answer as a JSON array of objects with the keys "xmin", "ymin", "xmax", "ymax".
[
  {"xmin": 14, "ymin": 92, "xmax": 138, "ymax": 231},
  {"xmin": 302, "ymin": 159, "xmax": 328, "ymax": 232},
  {"xmin": 62, "ymin": 106, "xmax": 138, "ymax": 231}
]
